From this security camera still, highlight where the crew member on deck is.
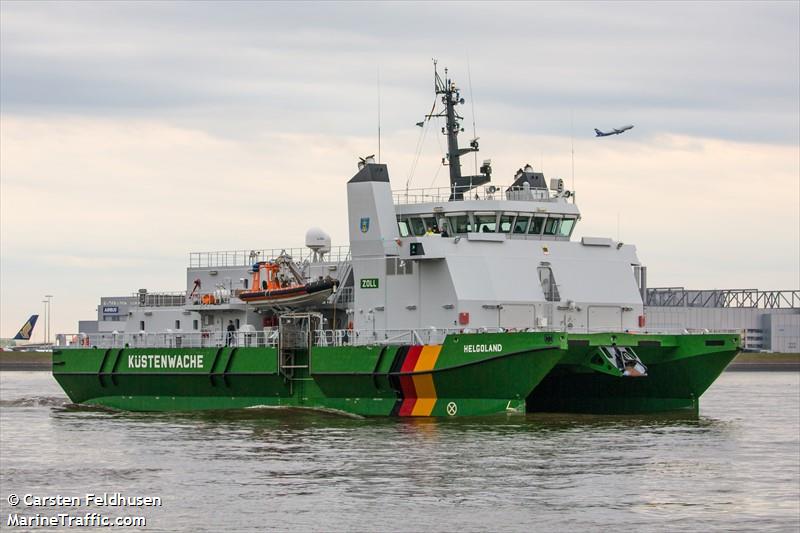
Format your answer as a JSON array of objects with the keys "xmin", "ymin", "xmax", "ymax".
[{"xmin": 226, "ymin": 320, "xmax": 236, "ymax": 346}]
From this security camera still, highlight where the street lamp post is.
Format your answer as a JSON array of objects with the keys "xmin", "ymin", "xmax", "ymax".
[
  {"xmin": 44, "ymin": 295, "xmax": 53, "ymax": 344},
  {"xmin": 41, "ymin": 300, "xmax": 48, "ymax": 344}
]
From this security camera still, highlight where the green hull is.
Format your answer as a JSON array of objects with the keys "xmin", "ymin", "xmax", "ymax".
[
  {"xmin": 526, "ymin": 332, "xmax": 740, "ymax": 414},
  {"xmin": 52, "ymin": 332, "xmax": 565, "ymax": 417},
  {"xmin": 52, "ymin": 331, "xmax": 739, "ymax": 416}
]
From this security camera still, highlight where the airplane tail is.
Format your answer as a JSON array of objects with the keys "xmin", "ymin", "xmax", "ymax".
[
  {"xmin": 13, "ymin": 315, "xmax": 39, "ymax": 340},
  {"xmin": 594, "ymin": 128, "xmax": 603, "ymax": 136}
]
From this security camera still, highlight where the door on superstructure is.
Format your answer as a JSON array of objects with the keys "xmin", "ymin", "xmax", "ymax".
[
  {"xmin": 499, "ymin": 304, "xmax": 536, "ymax": 330},
  {"xmin": 587, "ymin": 306, "xmax": 623, "ymax": 332},
  {"xmin": 385, "ymin": 257, "xmax": 420, "ymax": 331}
]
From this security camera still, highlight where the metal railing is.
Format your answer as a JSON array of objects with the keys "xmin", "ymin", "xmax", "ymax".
[
  {"xmin": 133, "ymin": 290, "xmax": 244, "ymax": 308},
  {"xmin": 646, "ymin": 288, "xmax": 800, "ymax": 309},
  {"xmin": 56, "ymin": 326, "xmax": 742, "ymax": 350},
  {"xmin": 315, "ymin": 327, "xmax": 741, "ymax": 346},
  {"xmin": 587, "ymin": 327, "xmax": 741, "ymax": 335},
  {"xmin": 187, "ymin": 291, "xmax": 240, "ymax": 306},
  {"xmin": 189, "ymin": 246, "xmax": 351, "ymax": 268},
  {"xmin": 393, "ymin": 184, "xmax": 562, "ymax": 205},
  {"xmin": 327, "ymin": 286, "xmax": 354, "ymax": 306},
  {"xmin": 314, "ymin": 327, "xmax": 511, "ymax": 347},
  {"xmin": 56, "ymin": 330, "xmax": 279, "ymax": 349},
  {"xmin": 133, "ymin": 291, "xmax": 187, "ymax": 307}
]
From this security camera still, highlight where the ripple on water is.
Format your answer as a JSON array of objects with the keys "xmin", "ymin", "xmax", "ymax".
[
  {"xmin": 0, "ymin": 396, "xmax": 70, "ymax": 408},
  {"xmin": 0, "ymin": 371, "xmax": 797, "ymax": 532}
]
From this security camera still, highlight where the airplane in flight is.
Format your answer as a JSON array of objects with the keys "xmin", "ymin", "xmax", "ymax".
[{"xmin": 594, "ymin": 125, "xmax": 634, "ymax": 137}]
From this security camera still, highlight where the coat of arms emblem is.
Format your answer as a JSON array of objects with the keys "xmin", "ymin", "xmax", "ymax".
[{"xmin": 360, "ymin": 217, "xmax": 370, "ymax": 233}]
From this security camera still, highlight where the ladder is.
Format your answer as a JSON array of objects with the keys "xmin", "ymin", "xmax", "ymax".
[{"xmin": 277, "ymin": 313, "xmax": 321, "ymax": 382}]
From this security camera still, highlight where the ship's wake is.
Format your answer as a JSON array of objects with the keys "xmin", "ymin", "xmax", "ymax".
[{"xmin": 0, "ymin": 396, "xmax": 70, "ymax": 408}]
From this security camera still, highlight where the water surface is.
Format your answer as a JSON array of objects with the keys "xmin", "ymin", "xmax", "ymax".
[{"xmin": 1, "ymin": 371, "xmax": 798, "ymax": 532}]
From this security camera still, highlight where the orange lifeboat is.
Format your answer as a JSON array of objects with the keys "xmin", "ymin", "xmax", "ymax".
[{"xmin": 239, "ymin": 258, "xmax": 338, "ymax": 309}]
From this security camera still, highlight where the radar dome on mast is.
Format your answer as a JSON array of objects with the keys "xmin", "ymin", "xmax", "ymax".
[{"xmin": 305, "ymin": 227, "xmax": 331, "ymax": 261}]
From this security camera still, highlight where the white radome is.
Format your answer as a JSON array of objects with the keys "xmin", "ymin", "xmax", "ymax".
[{"xmin": 305, "ymin": 227, "xmax": 331, "ymax": 255}]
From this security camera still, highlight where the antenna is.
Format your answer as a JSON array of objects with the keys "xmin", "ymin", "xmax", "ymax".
[
  {"xmin": 467, "ymin": 55, "xmax": 478, "ymax": 175},
  {"xmin": 427, "ymin": 60, "xmax": 491, "ymax": 200},
  {"xmin": 570, "ymin": 110, "xmax": 575, "ymax": 192},
  {"xmin": 377, "ymin": 66, "xmax": 381, "ymax": 163},
  {"xmin": 405, "ymin": 62, "xmax": 440, "ymax": 194}
]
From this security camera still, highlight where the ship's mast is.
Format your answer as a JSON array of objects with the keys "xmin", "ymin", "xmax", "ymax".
[{"xmin": 427, "ymin": 61, "xmax": 492, "ymax": 200}]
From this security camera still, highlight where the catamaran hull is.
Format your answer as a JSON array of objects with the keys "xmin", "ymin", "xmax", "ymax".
[
  {"xmin": 52, "ymin": 332, "xmax": 739, "ymax": 416},
  {"xmin": 52, "ymin": 332, "xmax": 565, "ymax": 417},
  {"xmin": 526, "ymin": 332, "xmax": 740, "ymax": 414}
]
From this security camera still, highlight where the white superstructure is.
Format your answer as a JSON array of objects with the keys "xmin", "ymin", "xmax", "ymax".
[
  {"xmin": 67, "ymin": 64, "xmax": 798, "ymax": 351},
  {"xmin": 346, "ymin": 162, "xmax": 644, "ymax": 333}
]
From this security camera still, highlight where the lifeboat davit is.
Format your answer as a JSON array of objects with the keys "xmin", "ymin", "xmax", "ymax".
[{"xmin": 238, "ymin": 256, "xmax": 338, "ymax": 309}]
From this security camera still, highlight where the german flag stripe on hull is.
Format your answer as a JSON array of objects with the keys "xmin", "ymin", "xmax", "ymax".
[{"xmin": 388, "ymin": 345, "xmax": 442, "ymax": 416}]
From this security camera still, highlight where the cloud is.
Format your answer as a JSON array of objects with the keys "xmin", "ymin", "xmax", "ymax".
[
  {"xmin": 2, "ymin": 114, "xmax": 798, "ymax": 336},
  {"xmin": 1, "ymin": 1, "xmax": 798, "ymax": 336},
  {"xmin": 1, "ymin": 2, "xmax": 797, "ymax": 142}
]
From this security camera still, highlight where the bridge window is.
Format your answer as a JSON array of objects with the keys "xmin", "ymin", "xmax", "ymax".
[
  {"xmin": 193, "ymin": 320, "xmax": 199, "ymax": 330},
  {"xmin": 513, "ymin": 216, "xmax": 530, "ymax": 234},
  {"xmin": 558, "ymin": 218, "xmax": 576, "ymax": 237},
  {"xmin": 448, "ymin": 214, "xmax": 472, "ymax": 233},
  {"xmin": 175, "ymin": 320, "xmax": 181, "ymax": 329},
  {"xmin": 422, "ymin": 216, "xmax": 438, "ymax": 234},
  {"xmin": 544, "ymin": 217, "xmax": 560, "ymax": 235},
  {"xmin": 499, "ymin": 215, "xmax": 514, "ymax": 233},
  {"xmin": 474, "ymin": 214, "xmax": 497, "ymax": 233},
  {"xmin": 409, "ymin": 217, "xmax": 426, "ymax": 236},
  {"xmin": 438, "ymin": 217, "xmax": 453, "ymax": 236},
  {"xmin": 397, "ymin": 219, "xmax": 410, "ymax": 237},
  {"xmin": 529, "ymin": 216, "xmax": 545, "ymax": 235}
]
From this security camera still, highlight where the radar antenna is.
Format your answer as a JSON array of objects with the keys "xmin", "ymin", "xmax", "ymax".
[{"xmin": 426, "ymin": 60, "xmax": 492, "ymax": 200}]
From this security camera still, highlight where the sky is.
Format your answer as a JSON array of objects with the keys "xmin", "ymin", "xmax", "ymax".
[{"xmin": 1, "ymin": 1, "xmax": 798, "ymax": 340}]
